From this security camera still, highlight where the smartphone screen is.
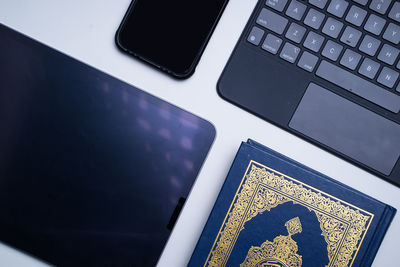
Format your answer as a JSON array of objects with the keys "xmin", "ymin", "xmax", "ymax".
[{"xmin": 116, "ymin": 0, "xmax": 229, "ymax": 78}]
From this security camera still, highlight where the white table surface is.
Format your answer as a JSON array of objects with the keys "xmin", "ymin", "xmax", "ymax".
[{"xmin": 0, "ymin": 0, "xmax": 399, "ymax": 266}]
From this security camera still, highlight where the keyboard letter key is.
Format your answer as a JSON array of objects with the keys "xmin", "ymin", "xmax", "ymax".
[
  {"xmin": 377, "ymin": 67, "xmax": 399, "ymax": 88},
  {"xmin": 359, "ymin": 35, "xmax": 381, "ymax": 56},
  {"xmin": 322, "ymin": 40, "xmax": 343, "ymax": 61},
  {"xmin": 345, "ymin": 5, "xmax": 367, "ymax": 26},
  {"xmin": 285, "ymin": 0, "xmax": 307, "ymax": 20},
  {"xmin": 388, "ymin": 2, "xmax": 400, "ymax": 23},
  {"xmin": 304, "ymin": 8, "xmax": 325, "ymax": 29},
  {"xmin": 358, "ymin": 58, "xmax": 380, "ymax": 79},
  {"xmin": 303, "ymin": 31, "xmax": 325, "ymax": 52},
  {"xmin": 327, "ymin": 0, "xmax": 349, "ymax": 18},
  {"xmin": 309, "ymin": 0, "xmax": 328, "ymax": 9},
  {"xmin": 383, "ymin": 23, "xmax": 400, "ymax": 45},
  {"xmin": 340, "ymin": 49, "xmax": 361, "ymax": 70},
  {"xmin": 364, "ymin": 14, "xmax": 386, "ymax": 35},
  {"xmin": 340, "ymin": 26, "xmax": 362, "ymax": 47},
  {"xmin": 353, "ymin": 0, "xmax": 368, "ymax": 5},
  {"xmin": 377, "ymin": 44, "xmax": 400, "ymax": 65},
  {"xmin": 285, "ymin": 23, "xmax": 306, "ymax": 43},
  {"xmin": 322, "ymin": 17, "xmax": 343, "ymax": 38}
]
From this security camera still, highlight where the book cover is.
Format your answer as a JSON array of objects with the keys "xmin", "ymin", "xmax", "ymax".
[{"xmin": 189, "ymin": 139, "xmax": 396, "ymax": 266}]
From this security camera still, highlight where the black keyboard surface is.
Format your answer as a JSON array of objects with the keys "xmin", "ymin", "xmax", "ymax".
[{"xmin": 246, "ymin": 0, "xmax": 400, "ymax": 113}]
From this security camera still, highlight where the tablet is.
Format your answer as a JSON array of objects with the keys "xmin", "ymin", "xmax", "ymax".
[{"xmin": 0, "ymin": 24, "xmax": 215, "ymax": 266}]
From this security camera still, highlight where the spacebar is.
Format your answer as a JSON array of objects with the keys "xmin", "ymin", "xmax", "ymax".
[{"xmin": 316, "ymin": 60, "xmax": 400, "ymax": 113}]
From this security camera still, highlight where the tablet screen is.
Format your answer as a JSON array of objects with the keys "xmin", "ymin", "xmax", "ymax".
[{"xmin": 0, "ymin": 24, "xmax": 215, "ymax": 266}]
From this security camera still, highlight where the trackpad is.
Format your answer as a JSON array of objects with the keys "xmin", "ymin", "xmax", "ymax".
[{"xmin": 289, "ymin": 83, "xmax": 400, "ymax": 175}]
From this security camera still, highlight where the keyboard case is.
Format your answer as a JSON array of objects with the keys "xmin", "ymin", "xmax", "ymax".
[{"xmin": 218, "ymin": 0, "xmax": 400, "ymax": 186}]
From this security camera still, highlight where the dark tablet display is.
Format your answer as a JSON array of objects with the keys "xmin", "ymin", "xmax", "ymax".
[{"xmin": 0, "ymin": 24, "xmax": 215, "ymax": 266}]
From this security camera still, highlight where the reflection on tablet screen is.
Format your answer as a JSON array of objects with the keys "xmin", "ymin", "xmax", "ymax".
[{"xmin": 0, "ymin": 24, "xmax": 215, "ymax": 267}]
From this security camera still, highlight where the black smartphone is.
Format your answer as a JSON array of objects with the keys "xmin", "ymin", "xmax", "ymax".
[{"xmin": 115, "ymin": 0, "xmax": 229, "ymax": 79}]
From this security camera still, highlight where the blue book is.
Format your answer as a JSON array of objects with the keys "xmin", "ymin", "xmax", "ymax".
[{"xmin": 189, "ymin": 140, "xmax": 396, "ymax": 267}]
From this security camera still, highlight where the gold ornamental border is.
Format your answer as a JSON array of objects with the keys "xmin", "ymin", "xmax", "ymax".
[{"xmin": 204, "ymin": 160, "xmax": 374, "ymax": 267}]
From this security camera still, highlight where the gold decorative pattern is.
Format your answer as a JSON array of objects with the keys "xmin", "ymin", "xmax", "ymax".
[
  {"xmin": 204, "ymin": 161, "xmax": 374, "ymax": 267},
  {"xmin": 285, "ymin": 217, "xmax": 302, "ymax": 237},
  {"xmin": 241, "ymin": 217, "xmax": 303, "ymax": 267}
]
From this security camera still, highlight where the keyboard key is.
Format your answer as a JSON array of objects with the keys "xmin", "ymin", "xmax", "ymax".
[
  {"xmin": 397, "ymin": 83, "xmax": 400, "ymax": 92},
  {"xmin": 266, "ymin": 0, "xmax": 288, "ymax": 12},
  {"xmin": 309, "ymin": 0, "xmax": 328, "ymax": 9},
  {"xmin": 359, "ymin": 35, "xmax": 381, "ymax": 56},
  {"xmin": 359, "ymin": 58, "xmax": 381, "ymax": 79},
  {"xmin": 298, "ymin": 51, "xmax": 319, "ymax": 72},
  {"xmin": 256, "ymin": 8, "xmax": 288, "ymax": 34},
  {"xmin": 369, "ymin": 0, "xmax": 392, "ymax": 15},
  {"xmin": 316, "ymin": 60, "xmax": 400, "ymax": 113},
  {"xmin": 285, "ymin": 23, "xmax": 306, "ymax": 43},
  {"xmin": 247, "ymin": 27, "xmax": 264, "ymax": 46},
  {"xmin": 262, "ymin": 33, "xmax": 283, "ymax": 54},
  {"xmin": 327, "ymin": 0, "xmax": 349, "ymax": 18},
  {"xmin": 388, "ymin": 2, "xmax": 400, "ymax": 23},
  {"xmin": 304, "ymin": 8, "xmax": 325, "ymax": 29},
  {"xmin": 383, "ymin": 23, "xmax": 400, "ymax": 44},
  {"xmin": 340, "ymin": 26, "xmax": 362, "ymax": 47},
  {"xmin": 377, "ymin": 44, "xmax": 400, "ymax": 65},
  {"xmin": 364, "ymin": 14, "xmax": 386, "ymax": 35},
  {"xmin": 303, "ymin": 31, "xmax": 325, "ymax": 52},
  {"xmin": 377, "ymin": 67, "xmax": 399, "ymax": 88},
  {"xmin": 345, "ymin": 5, "xmax": 367, "ymax": 26},
  {"xmin": 322, "ymin": 40, "xmax": 343, "ymax": 61},
  {"xmin": 286, "ymin": 0, "xmax": 307, "ymax": 21},
  {"xmin": 280, "ymin": 42, "xmax": 301, "ymax": 63},
  {"xmin": 322, "ymin": 17, "xmax": 344, "ymax": 38},
  {"xmin": 340, "ymin": 49, "xmax": 362, "ymax": 70},
  {"xmin": 353, "ymin": 0, "xmax": 368, "ymax": 5},
  {"xmin": 398, "ymin": 60, "xmax": 400, "ymax": 69}
]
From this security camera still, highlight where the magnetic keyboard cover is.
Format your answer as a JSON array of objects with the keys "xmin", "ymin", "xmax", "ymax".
[
  {"xmin": 246, "ymin": 0, "xmax": 400, "ymax": 112},
  {"xmin": 218, "ymin": 0, "xmax": 400, "ymax": 184}
]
